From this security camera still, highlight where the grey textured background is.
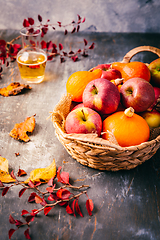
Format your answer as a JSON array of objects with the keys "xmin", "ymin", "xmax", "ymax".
[{"xmin": 0, "ymin": 0, "xmax": 160, "ymax": 33}]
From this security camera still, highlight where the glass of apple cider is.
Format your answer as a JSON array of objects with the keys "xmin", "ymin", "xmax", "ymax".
[{"xmin": 16, "ymin": 27, "xmax": 47, "ymax": 83}]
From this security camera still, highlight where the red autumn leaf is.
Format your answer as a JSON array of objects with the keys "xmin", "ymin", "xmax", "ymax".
[
  {"xmin": 60, "ymin": 171, "xmax": 70, "ymax": 185},
  {"xmin": 15, "ymin": 152, "xmax": 20, "ymax": 157},
  {"xmin": 46, "ymin": 185, "xmax": 56, "ymax": 193},
  {"xmin": 28, "ymin": 18, "xmax": 34, "ymax": 25},
  {"xmin": 71, "ymin": 27, "xmax": 76, "ymax": 33},
  {"xmin": 57, "ymin": 166, "xmax": 62, "ymax": 181},
  {"xmin": 44, "ymin": 206, "xmax": 53, "ymax": 216},
  {"xmin": 0, "ymin": 180, "xmax": 4, "ymax": 187},
  {"xmin": 41, "ymin": 40, "xmax": 47, "ymax": 49},
  {"xmin": 89, "ymin": 42, "xmax": 95, "ymax": 50},
  {"xmin": 42, "ymin": 27, "xmax": 48, "ymax": 35},
  {"xmin": 35, "ymin": 181, "xmax": 42, "ymax": 187},
  {"xmin": 25, "ymin": 215, "xmax": 34, "ymax": 224},
  {"xmin": 38, "ymin": 15, "xmax": 42, "ymax": 22},
  {"xmin": 8, "ymin": 228, "xmax": 16, "ymax": 239},
  {"xmin": 64, "ymin": 29, "xmax": 68, "ymax": 35},
  {"xmin": 60, "ymin": 57, "xmax": 65, "ymax": 63},
  {"xmin": 40, "ymin": 198, "xmax": 47, "ymax": 206},
  {"xmin": 59, "ymin": 43, "xmax": 63, "ymax": 51},
  {"xmin": 10, "ymin": 170, "xmax": 16, "ymax": 179},
  {"xmin": 9, "ymin": 215, "xmax": 16, "ymax": 224},
  {"xmin": 21, "ymin": 210, "xmax": 29, "ymax": 216},
  {"xmin": 82, "ymin": 17, "xmax": 86, "ymax": 23},
  {"xmin": 47, "ymin": 41, "xmax": 53, "ymax": 50},
  {"xmin": 17, "ymin": 168, "xmax": 27, "ymax": 177},
  {"xmin": 71, "ymin": 199, "xmax": 76, "ymax": 217},
  {"xmin": 57, "ymin": 21, "xmax": 61, "ymax": 27},
  {"xmin": 15, "ymin": 220, "xmax": 23, "ymax": 227},
  {"xmin": 82, "ymin": 51, "xmax": 88, "ymax": 57},
  {"xmin": 47, "ymin": 55, "xmax": 54, "ymax": 61},
  {"xmin": 77, "ymin": 14, "xmax": 81, "ymax": 21},
  {"xmin": 69, "ymin": 50, "xmax": 74, "ymax": 55},
  {"xmin": 57, "ymin": 166, "xmax": 70, "ymax": 184},
  {"xmin": 77, "ymin": 25, "xmax": 80, "ymax": 32},
  {"xmin": 71, "ymin": 56, "xmax": 78, "ymax": 62},
  {"xmin": 48, "ymin": 193, "xmax": 55, "ymax": 201},
  {"xmin": 48, "ymin": 177, "xmax": 54, "ymax": 186},
  {"xmin": 56, "ymin": 189, "xmax": 71, "ymax": 200},
  {"xmin": 23, "ymin": 19, "xmax": 30, "ymax": 27},
  {"xmin": 24, "ymin": 228, "xmax": 31, "ymax": 240},
  {"xmin": 28, "ymin": 180, "xmax": 35, "ymax": 188},
  {"xmin": 66, "ymin": 204, "xmax": 74, "ymax": 215},
  {"xmin": 86, "ymin": 199, "xmax": 94, "ymax": 216},
  {"xmin": 35, "ymin": 195, "xmax": 43, "ymax": 204},
  {"xmin": 2, "ymin": 186, "xmax": 9, "ymax": 196},
  {"xmin": 28, "ymin": 192, "xmax": 37, "ymax": 202},
  {"xmin": 19, "ymin": 187, "xmax": 27, "ymax": 197},
  {"xmin": 75, "ymin": 199, "xmax": 83, "ymax": 217},
  {"xmin": 31, "ymin": 209, "xmax": 38, "ymax": 216},
  {"xmin": 84, "ymin": 39, "xmax": 88, "ymax": 46}
]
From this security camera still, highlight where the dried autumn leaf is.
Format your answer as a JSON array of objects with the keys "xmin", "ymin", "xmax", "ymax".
[
  {"xmin": 0, "ymin": 157, "xmax": 16, "ymax": 183},
  {"xmin": 9, "ymin": 115, "xmax": 35, "ymax": 142},
  {"xmin": 0, "ymin": 156, "xmax": 8, "ymax": 172},
  {"xmin": 17, "ymin": 168, "xmax": 27, "ymax": 177},
  {"xmin": 25, "ymin": 159, "xmax": 56, "ymax": 184},
  {"xmin": 0, "ymin": 170, "xmax": 16, "ymax": 183},
  {"xmin": 0, "ymin": 82, "xmax": 31, "ymax": 97}
]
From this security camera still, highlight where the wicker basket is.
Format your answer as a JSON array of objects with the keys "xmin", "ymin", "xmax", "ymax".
[{"xmin": 51, "ymin": 46, "xmax": 160, "ymax": 171}]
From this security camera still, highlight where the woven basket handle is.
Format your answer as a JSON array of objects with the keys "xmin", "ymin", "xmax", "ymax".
[{"xmin": 122, "ymin": 46, "xmax": 160, "ymax": 63}]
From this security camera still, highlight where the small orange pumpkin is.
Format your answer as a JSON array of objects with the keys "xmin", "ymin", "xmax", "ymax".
[{"xmin": 102, "ymin": 107, "xmax": 150, "ymax": 147}]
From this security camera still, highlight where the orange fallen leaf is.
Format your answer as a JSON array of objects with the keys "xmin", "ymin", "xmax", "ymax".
[
  {"xmin": 0, "ymin": 157, "xmax": 15, "ymax": 183},
  {"xmin": 0, "ymin": 156, "xmax": 8, "ymax": 172},
  {"xmin": 25, "ymin": 159, "xmax": 56, "ymax": 184},
  {"xmin": 0, "ymin": 82, "xmax": 31, "ymax": 97},
  {"xmin": 9, "ymin": 115, "xmax": 36, "ymax": 142}
]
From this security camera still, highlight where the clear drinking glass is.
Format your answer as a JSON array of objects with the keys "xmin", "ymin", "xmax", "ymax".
[{"xmin": 16, "ymin": 27, "xmax": 47, "ymax": 83}]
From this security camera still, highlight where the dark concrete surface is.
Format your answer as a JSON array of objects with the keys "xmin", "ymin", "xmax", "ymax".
[
  {"xmin": 0, "ymin": 30, "xmax": 160, "ymax": 240},
  {"xmin": 0, "ymin": 0, "xmax": 160, "ymax": 33}
]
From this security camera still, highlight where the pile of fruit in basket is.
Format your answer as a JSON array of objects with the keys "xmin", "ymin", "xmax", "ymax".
[{"xmin": 65, "ymin": 58, "xmax": 160, "ymax": 147}]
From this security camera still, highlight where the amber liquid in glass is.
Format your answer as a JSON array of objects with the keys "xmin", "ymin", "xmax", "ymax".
[{"xmin": 17, "ymin": 50, "xmax": 47, "ymax": 83}]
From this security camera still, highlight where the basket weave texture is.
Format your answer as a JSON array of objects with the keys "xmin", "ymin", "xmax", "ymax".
[{"xmin": 51, "ymin": 46, "xmax": 160, "ymax": 171}]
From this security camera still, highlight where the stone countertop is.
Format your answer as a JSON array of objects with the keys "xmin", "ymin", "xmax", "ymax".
[{"xmin": 0, "ymin": 30, "xmax": 160, "ymax": 240}]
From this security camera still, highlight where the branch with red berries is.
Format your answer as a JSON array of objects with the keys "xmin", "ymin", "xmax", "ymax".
[
  {"xmin": 0, "ymin": 14, "xmax": 95, "ymax": 78},
  {"xmin": 0, "ymin": 166, "xmax": 94, "ymax": 240}
]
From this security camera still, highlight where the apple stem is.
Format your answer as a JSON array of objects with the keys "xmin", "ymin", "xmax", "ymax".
[
  {"xmin": 124, "ymin": 107, "xmax": 134, "ymax": 117},
  {"xmin": 114, "ymin": 78, "xmax": 124, "ymax": 86},
  {"xmin": 92, "ymin": 84, "xmax": 98, "ymax": 95},
  {"xmin": 81, "ymin": 109, "xmax": 86, "ymax": 121}
]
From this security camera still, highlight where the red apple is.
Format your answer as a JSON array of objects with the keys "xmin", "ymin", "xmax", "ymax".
[
  {"xmin": 92, "ymin": 64, "xmax": 122, "ymax": 81},
  {"xmin": 148, "ymin": 86, "xmax": 160, "ymax": 110},
  {"xmin": 82, "ymin": 78, "xmax": 120, "ymax": 115},
  {"xmin": 71, "ymin": 103, "xmax": 84, "ymax": 111},
  {"xmin": 120, "ymin": 77, "xmax": 155, "ymax": 112},
  {"xmin": 148, "ymin": 58, "xmax": 160, "ymax": 87},
  {"xmin": 65, "ymin": 107, "xmax": 102, "ymax": 136},
  {"xmin": 140, "ymin": 110, "xmax": 160, "ymax": 128}
]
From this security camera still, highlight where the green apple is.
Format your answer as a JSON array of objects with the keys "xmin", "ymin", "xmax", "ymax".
[
  {"xmin": 148, "ymin": 58, "xmax": 160, "ymax": 87},
  {"xmin": 141, "ymin": 110, "xmax": 160, "ymax": 128}
]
